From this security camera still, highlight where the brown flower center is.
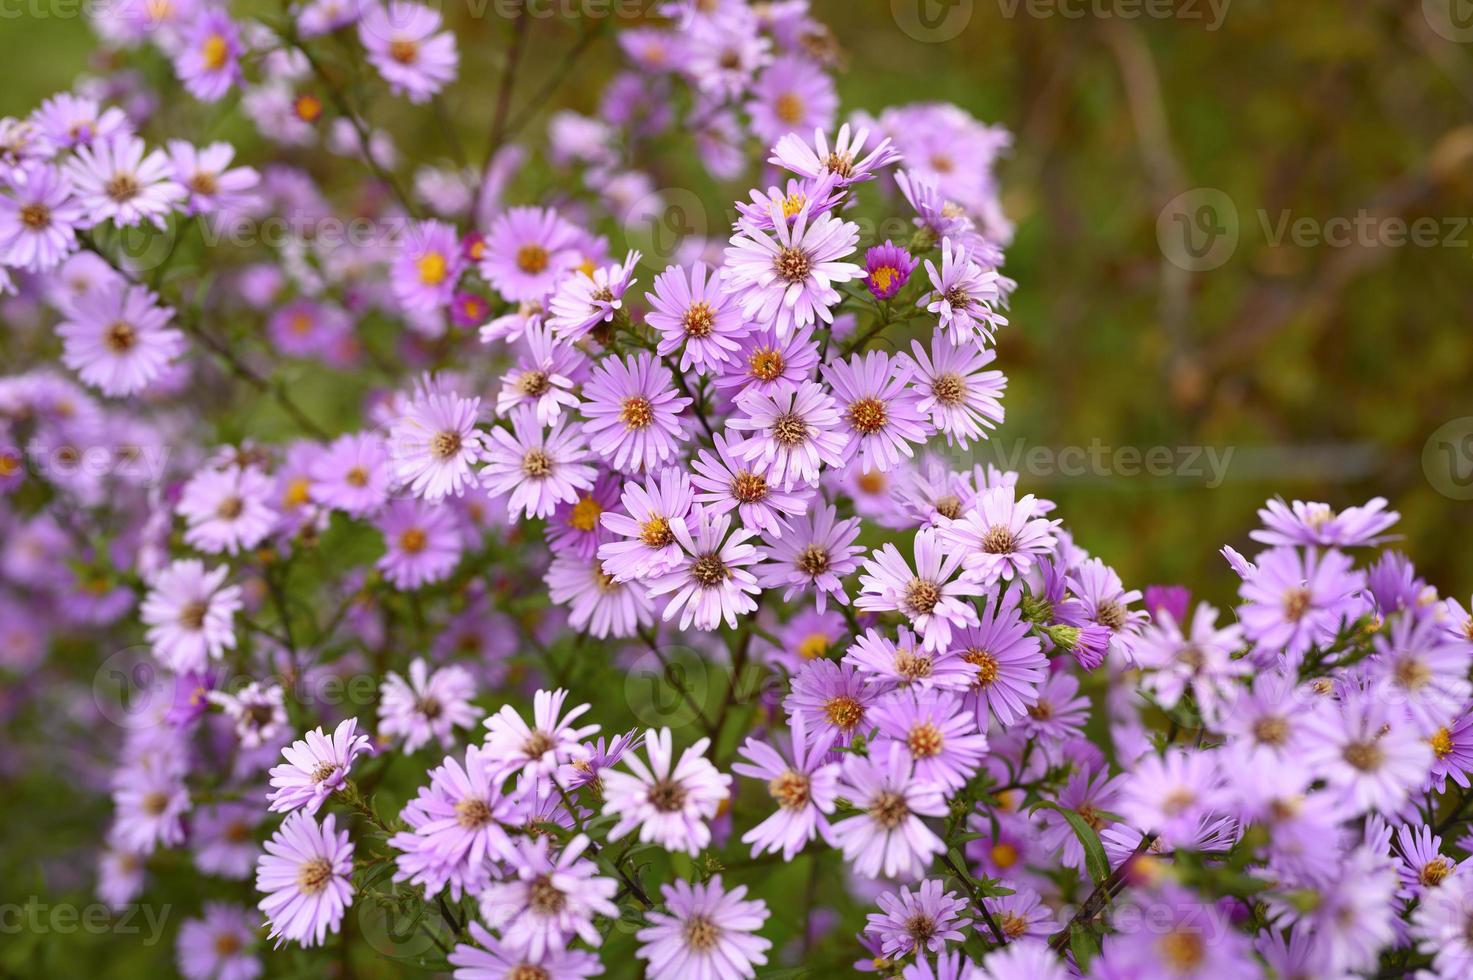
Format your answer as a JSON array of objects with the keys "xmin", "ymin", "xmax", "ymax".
[
  {"xmin": 980, "ymin": 525, "xmax": 1017, "ymax": 555},
  {"xmin": 296, "ymin": 857, "xmax": 333, "ymax": 895},
  {"xmin": 388, "ymin": 38, "xmax": 418, "ymax": 64},
  {"xmin": 768, "ymin": 769, "xmax": 810, "ymax": 810},
  {"xmin": 431, "ymin": 431, "xmax": 462, "ymax": 459},
  {"xmin": 748, "ymin": 347, "xmax": 784, "ymax": 382},
  {"xmin": 1253, "ymin": 715, "xmax": 1290, "ymax": 747},
  {"xmin": 683, "ymin": 301, "xmax": 716, "ymax": 338},
  {"xmin": 528, "ymin": 875, "xmax": 566, "ymax": 914},
  {"xmin": 905, "ymin": 578, "xmax": 941, "ymax": 615},
  {"xmin": 965, "ymin": 649, "xmax": 998, "ymax": 689},
  {"xmin": 1282, "ymin": 587, "xmax": 1312, "ymax": 622},
  {"xmin": 847, "ymin": 397, "xmax": 888, "ymax": 435},
  {"xmin": 455, "ymin": 797, "xmax": 493, "ymax": 829},
  {"xmin": 105, "ymin": 174, "xmax": 141, "ymax": 203},
  {"xmin": 640, "ymin": 515, "xmax": 673, "ymax": 548},
  {"xmin": 178, "ymin": 600, "xmax": 208, "ymax": 630},
  {"xmin": 399, "ymin": 528, "xmax": 427, "ymax": 554},
  {"xmin": 772, "ymin": 410, "xmax": 808, "ymax": 448},
  {"xmin": 796, "ymin": 545, "xmax": 830, "ymax": 577},
  {"xmin": 516, "ymin": 244, "xmax": 549, "ymax": 274},
  {"xmin": 522, "ymin": 449, "xmax": 552, "ymax": 477},
  {"xmin": 648, "ymin": 778, "xmax": 687, "ymax": 812},
  {"xmin": 683, "ymin": 914, "xmax": 721, "ymax": 952},
  {"xmin": 775, "ymin": 246, "xmax": 812, "ymax": 283},
  {"xmin": 1343, "ymin": 740, "xmax": 1385, "ymax": 772},
  {"xmin": 620, "ymin": 396, "xmax": 654, "ymax": 430},
  {"xmin": 907, "ymin": 722, "xmax": 943, "ymax": 758},
  {"xmin": 216, "ymin": 495, "xmax": 244, "ymax": 519},
  {"xmin": 522, "ymin": 730, "xmax": 555, "ymax": 759},
  {"xmin": 104, "ymin": 320, "xmax": 138, "ymax": 353},
  {"xmin": 932, "ymin": 373, "xmax": 966, "ymax": 406},
  {"xmin": 824, "ymin": 695, "xmax": 863, "ymax": 731},
  {"xmin": 20, "ymin": 203, "xmax": 50, "ymax": 230},
  {"xmin": 517, "ymin": 370, "xmax": 551, "ymax": 396},
  {"xmin": 1156, "ymin": 931, "xmax": 1205, "ymax": 972},
  {"xmin": 731, "ymin": 470, "xmax": 768, "ymax": 503},
  {"xmin": 691, "ymin": 553, "xmax": 728, "ymax": 587},
  {"xmin": 870, "ymin": 790, "xmax": 909, "ymax": 829}
]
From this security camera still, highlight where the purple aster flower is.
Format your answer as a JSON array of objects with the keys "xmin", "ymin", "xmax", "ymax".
[
  {"xmin": 57, "ymin": 279, "xmax": 186, "ymax": 397},
  {"xmin": 823, "ymin": 350, "xmax": 932, "ymax": 472},
  {"xmin": 449, "ymin": 921, "xmax": 605, "ymax": 979},
  {"xmin": 758, "ymin": 606, "xmax": 846, "ymax": 675},
  {"xmin": 176, "ymin": 903, "xmax": 260, "ymax": 980},
  {"xmin": 648, "ymin": 261, "xmax": 750, "ymax": 375},
  {"xmin": 373, "ymin": 498, "xmax": 463, "ymax": 590},
  {"xmin": 495, "ymin": 319, "xmax": 585, "ymax": 426},
  {"xmin": 602, "ymin": 727, "xmax": 731, "ymax": 856},
  {"xmin": 691, "ymin": 432, "xmax": 811, "ymax": 539},
  {"xmin": 479, "ymin": 206, "xmax": 582, "ymax": 302},
  {"xmin": 1429, "ymin": 707, "xmax": 1473, "ymax": 793},
  {"xmin": 140, "ymin": 558, "xmax": 242, "ymax": 673},
  {"xmin": 478, "ymin": 833, "xmax": 618, "ymax": 960},
  {"xmin": 940, "ymin": 485, "xmax": 1057, "ymax": 586},
  {"xmin": 559, "ymin": 728, "xmax": 641, "ymax": 795},
  {"xmin": 754, "ymin": 502, "xmax": 860, "ymax": 612},
  {"xmin": 1412, "ymin": 871, "xmax": 1473, "ymax": 976},
  {"xmin": 832, "ymin": 742, "xmax": 946, "ymax": 879},
  {"xmin": 733, "ymin": 173, "xmax": 845, "ymax": 234},
  {"xmin": 177, "ymin": 464, "xmax": 277, "ymax": 555},
  {"xmin": 547, "ymin": 251, "xmax": 640, "ymax": 341},
  {"xmin": 636, "ymin": 876, "xmax": 772, "ymax": 980},
  {"xmin": 480, "ymin": 406, "xmax": 596, "ymax": 521},
  {"xmin": 1095, "ymin": 884, "xmax": 1258, "ymax": 980},
  {"xmin": 729, "ymin": 380, "xmax": 848, "ymax": 488},
  {"xmin": 855, "ymin": 527, "xmax": 983, "ymax": 652},
  {"xmin": 784, "ymin": 658, "xmax": 877, "ymax": 746},
  {"xmin": 256, "ymin": 810, "xmax": 354, "ymax": 948},
  {"xmin": 175, "ymin": 9, "xmax": 243, "ymax": 102},
  {"xmin": 598, "ymin": 466, "xmax": 693, "ymax": 583},
  {"xmin": 1395, "ymin": 823, "xmax": 1461, "ymax": 898},
  {"xmin": 386, "ymin": 377, "xmax": 487, "ymax": 502},
  {"xmin": 300, "ymin": 434, "xmax": 386, "ymax": 520},
  {"xmin": 1367, "ymin": 609, "xmax": 1473, "ymax": 735},
  {"xmin": 209, "ymin": 681, "xmax": 288, "ymax": 749},
  {"xmin": 1134, "ymin": 602, "xmax": 1249, "ymax": 726},
  {"xmin": 1035, "ymin": 766, "xmax": 1124, "ymax": 874},
  {"xmin": 65, "ymin": 133, "xmax": 184, "ymax": 228},
  {"xmin": 167, "ymin": 140, "xmax": 259, "ymax": 216},
  {"xmin": 579, "ymin": 352, "xmax": 692, "ymax": 474},
  {"xmin": 920, "ymin": 238, "xmax": 1009, "ymax": 347},
  {"xmin": 1250, "ymin": 496, "xmax": 1399, "ymax": 548},
  {"xmin": 547, "ymin": 552, "xmax": 655, "ymax": 639},
  {"xmin": 390, "ymin": 745, "xmax": 519, "ymax": 900},
  {"xmin": 0, "ymin": 162, "xmax": 85, "ymax": 272},
  {"xmin": 871, "ymin": 689, "xmax": 987, "ymax": 792},
  {"xmin": 111, "ymin": 759, "xmax": 189, "ymax": 855},
  {"xmin": 267, "ymin": 717, "xmax": 373, "ymax": 815},
  {"xmin": 546, "ymin": 470, "xmax": 620, "ymax": 561},
  {"xmin": 724, "ymin": 201, "xmax": 861, "ymax": 339},
  {"xmin": 865, "ymin": 879, "xmax": 971, "ymax": 959},
  {"xmin": 378, "ymin": 658, "xmax": 482, "ymax": 753},
  {"xmin": 1018, "ymin": 672, "xmax": 1090, "ymax": 744},
  {"xmin": 952, "ymin": 586, "xmax": 1046, "ymax": 727},
  {"xmin": 864, "ymin": 240, "xmax": 918, "ymax": 301},
  {"xmin": 267, "ymin": 298, "xmax": 351, "ymax": 359},
  {"xmin": 1301, "ymin": 693, "xmax": 1433, "ymax": 816},
  {"xmin": 480, "ymin": 298, "xmax": 544, "ymax": 345},
  {"xmin": 1237, "ymin": 546, "xmax": 1365, "ymax": 665},
  {"xmin": 770, "ymin": 123, "xmax": 902, "ymax": 189},
  {"xmin": 191, "ymin": 802, "xmax": 262, "ymax": 880},
  {"xmin": 1266, "ymin": 847, "xmax": 1397, "ymax": 976},
  {"xmin": 731, "ymin": 712, "xmax": 840, "ymax": 860},
  {"xmin": 845, "ymin": 625, "xmax": 976, "ymax": 694},
  {"xmin": 645, "ymin": 504, "xmax": 762, "ymax": 631},
  {"xmin": 29, "ymin": 93, "xmax": 130, "ymax": 155},
  {"xmin": 908, "ymin": 330, "xmax": 1005, "ymax": 447},
  {"xmin": 393, "ymin": 219, "xmax": 463, "ymax": 313},
  {"xmin": 358, "ymin": 1, "xmax": 458, "ymax": 103},
  {"xmin": 975, "ymin": 941, "xmax": 1067, "ymax": 980},
  {"xmin": 1116, "ymin": 748, "xmax": 1225, "ymax": 849},
  {"xmin": 747, "ymin": 54, "xmax": 837, "ymax": 144},
  {"xmin": 97, "ymin": 845, "xmax": 146, "ymax": 910},
  {"xmin": 713, "ymin": 324, "xmax": 821, "ymax": 397},
  {"xmin": 483, "ymin": 687, "xmax": 598, "ymax": 782}
]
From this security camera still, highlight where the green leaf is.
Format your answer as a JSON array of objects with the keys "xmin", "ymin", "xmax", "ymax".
[
  {"xmin": 1031, "ymin": 801, "xmax": 1111, "ymax": 884},
  {"xmin": 1070, "ymin": 925, "xmax": 1102, "ymax": 970}
]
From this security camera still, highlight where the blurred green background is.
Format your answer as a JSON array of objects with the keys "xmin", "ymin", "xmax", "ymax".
[{"xmin": 6, "ymin": 1, "xmax": 1472, "ymax": 606}]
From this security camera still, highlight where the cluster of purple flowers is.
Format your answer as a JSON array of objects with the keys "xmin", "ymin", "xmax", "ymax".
[{"xmin": 4, "ymin": 1, "xmax": 1472, "ymax": 979}]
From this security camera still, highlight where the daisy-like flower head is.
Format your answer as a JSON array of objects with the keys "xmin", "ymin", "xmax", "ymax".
[
  {"xmin": 385, "ymin": 375, "xmax": 486, "ymax": 502},
  {"xmin": 479, "ymin": 205, "xmax": 583, "ymax": 303},
  {"xmin": 483, "ymin": 687, "xmax": 599, "ymax": 782},
  {"xmin": 578, "ymin": 352, "xmax": 692, "ymax": 474},
  {"xmin": 0, "ymin": 162, "xmax": 86, "ymax": 272},
  {"xmin": 545, "ymin": 551, "xmax": 656, "ymax": 639},
  {"xmin": 477, "ymin": 833, "xmax": 619, "ymax": 961},
  {"xmin": 1395, "ymin": 823, "xmax": 1462, "ymax": 899},
  {"xmin": 1059, "ymin": 556, "xmax": 1148, "ymax": 665},
  {"xmin": 731, "ymin": 712, "xmax": 841, "ymax": 860},
  {"xmin": 357, "ymin": 1, "xmax": 458, "ymax": 103},
  {"xmin": 191, "ymin": 802, "xmax": 262, "ymax": 881},
  {"xmin": 646, "ymin": 504, "xmax": 762, "ymax": 631},
  {"xmin": 546, "ymin": 470, "xmax": 620, "ymax": 561},
  {"xmin": 309, "ymin": 431, "xmax": 392, "ymax": 518},
  {"xmin": 832, "ymin": 741, "xmax": 946, "ymax": 880},
  {"xmin": 111, "ymin": 759, "xmax": 189, "ymax": 855},
  {"xmin": 864, "ymin": 878, "xmax": 971, "ymax": 960},
  {"xmin": 378, "ymin": 658, "xmax": 482, "ymax": 753},
  {"xmin": 920, "ymin": 237, "xmax": 1009, "ymax": 348},
  {"xmin": 177, "ymin": 463, "xmax": 277, "ymax": 555},
  {"xmin": 175, "ymin": 8, "xmax": 243, "ymax": 102},
  {"xmin": 1115, "ymin": 747, "xmax": 1225, "ymax": 850},
  {"xmin": 166, "ymin": 140, "xmax": 259, "ymax": 216},
  {"xmin": 723, "ymin": 199, "xmax": 862, "ymax": 339},
  {"xmin": 845, "ymin": 624, "xmax": 977, "ymax": 695},
  {"xmin": 1367, "ymin": 607, "xmax": 1473, "ymax": 736},
  {"xmin": 256, "ymin": 811, "xmax": 354, "ymax": 948},
  {"xmin": 747, "ymin": 54, "xmax": 837, "ymax": 145},
  {"xmin": 908, "ymin": 330, "xmax": 1005, "ymax": 448},
  {"xmin": 373, "ymin": 498, "xmax": 463, "ymax": 590},
  {"xmin": 480, "ymin": 406, "xmax": 597, "ymax": 521},
  {"xmin": 29, "ymin": 92, "xmax": 131, "ymax": 155},
  {"xmin": 823, "ymin": 350, "xmax": 932, "ymax": 473},
  {"xmin": 602, "ymin": 727, "xmax": 732, "ymax": 856},
  {"xmin": 690, "ymin": 431, "xmax": 812, "ymax": 540},
  {"xmin": 392, "ymin": 219, "xmax": 463, "ymax": 313},
  {"xmin": 648, "ymin": 260, "xmax": 750, "ymax": 376},
  {"xmin": 450, "ymin": 921, "xmax": 605, "ymax": 979},
  {"xmin": 175, "ymin": 903, "xmax": 259, "ymax": 980},
  {"xmin": 685, "ymin": 8, "xmax": 770, "ymax": 98},
  {"xmin": 754, "ymin": 502, "xmax": 861, "ymax": 613},
  {"xmin": 733, "ymin": 173, "xmax": 845, "ymax": 235},
  {"xmin": 864, "ymin": 239, "xmax": 918, "ymax": 301},
  {"xmin": 785, "ymin": 657, "xmax": 878, "ymax": 746},
  {"xmin": 495, "ymin": 318, "xmax": 586, "ymax": 426},
  {"xmin": 871, "ymin": 689, "xmax": 988, "ymax": 792},
  {"xmin": 1301, "ymin": 691, "xmax": 1434, "ymax": 817},
  {"xmin": 951, "ymin": 586, "xmax": 1046, "ymax": 727},
  {"xmin": 57, "ymin": 279, "xmax": 186, "ymax": 397},
  {"xmin": 1250, "ymin": 496, "xmax": 1400, "ymax": 548},
  {"xmin": 855, "ymin": 527, "xmax": 983, "ymax": 652},
  {"xmin": 598, "ymin": 465, "xmax": 694, "ymax": 584},
  {"xmin": 729, "ymin": 379, "xmax": 848, "ymax": 489},
  {"xmin": 547, "ymin": 250, "xmax": 641, "ymax": 341},
  {"xmin": 939, "ymin": 484, "xmax": 1058, "ymax": 586},
  {"xmin": 267, "ymin": 717, "xmax": 374, "ymax": 816},
  {"xmin": 1237, "ymin": 546, "xmax": 1366, "ymax": 666},
  {"xmin": 770, "ymin": 123, "xmax": 902, "ymax": 189},
  {"xmin": 635, "ymin": 875, "xmax": 772, "ymax": 980},
  {"xmin": 713, "ymin": 323, "xmax": 820, "ymax": 397},
  {"xmin": 65, "ymin": 132, "xmax": 185, "ymax": 228},
  {"xmin": 1133, "ymin": 602, "xmax": 1249, "ymax": 727},
  {"xmin": 209, "ymin": 681, "xmax": 288, "ymax": 749},
  {"xmin": 140, "ymin": 558, "xmax": 242, "ymax": 673},
  {"xmin": 1411, "ymin": 866, "xmax": 1473, "ymax": 977}
]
